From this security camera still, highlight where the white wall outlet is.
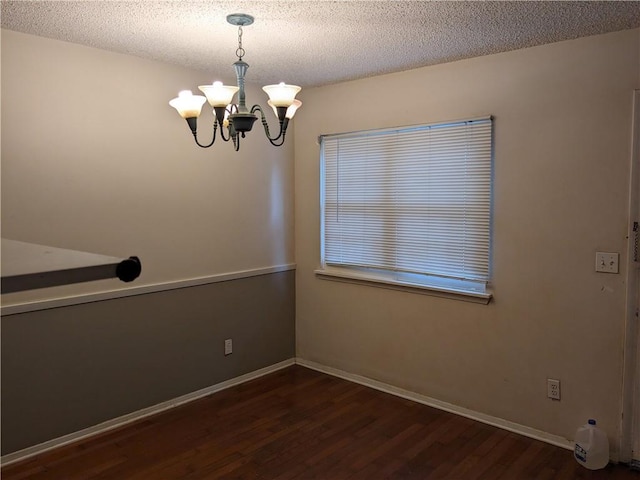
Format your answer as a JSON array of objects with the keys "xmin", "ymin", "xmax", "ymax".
[
  {"xmin": 224, "ymin": 338, "xmax": 233, "ymax": 356},
  {"xmin": 595, "ymin": 252, "xmax": 619, "ymax": 273},
  {"xmin": 547, "ymin": 378, "xmax": 561, "ymax": 400}
]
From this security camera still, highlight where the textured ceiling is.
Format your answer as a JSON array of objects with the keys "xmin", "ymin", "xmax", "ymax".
[{"xmin": 1, "ymin": 1, "xmax": 639, "ymax": 88}]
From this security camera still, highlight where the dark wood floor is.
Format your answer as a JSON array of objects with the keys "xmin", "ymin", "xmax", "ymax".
[{"xmin": 2, "ymin": 365, "xmax": 638, "ymax": 479}]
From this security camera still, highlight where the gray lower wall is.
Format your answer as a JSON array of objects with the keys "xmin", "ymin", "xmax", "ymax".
[{"xmin": 1, "ymin": 270, "xmax": 295, "ymax": 455}]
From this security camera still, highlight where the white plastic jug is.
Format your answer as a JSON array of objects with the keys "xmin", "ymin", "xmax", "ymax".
[{"xmin": 574, "ymin": 419, "xmax": 609, "ymax": 470}]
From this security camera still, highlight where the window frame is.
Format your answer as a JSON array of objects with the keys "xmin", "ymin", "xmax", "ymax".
[{"xmin": 316, "ymin": 116, "xmax": 494, "ymax": 304}]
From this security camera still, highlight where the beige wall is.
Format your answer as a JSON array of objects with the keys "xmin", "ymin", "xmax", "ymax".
[
  {"xmin": 294, "ymin": 29, "xmax": 640, "ymax": 453},
  {"xmin": 1, "ymin": 29, "xmax": 295, "ymax": 303}
]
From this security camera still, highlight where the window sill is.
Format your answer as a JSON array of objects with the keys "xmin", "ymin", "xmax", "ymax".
[{"xmin": 314, "ymin": 267, "xmax": 492, "ymax": 305}]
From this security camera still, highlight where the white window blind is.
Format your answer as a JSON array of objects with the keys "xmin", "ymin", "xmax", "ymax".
[{"xmin": 320, "ymin": 117, "xmax": 493, "ymax": 291}]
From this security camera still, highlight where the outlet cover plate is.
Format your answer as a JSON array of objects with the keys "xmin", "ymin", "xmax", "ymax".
[
  {"xmin": 224, "ymin": 339, "xmax": 233, "ymax": 356},
  {"xmin": 547, "ymin": 378, "xmax": 561, "ymax": 400}
]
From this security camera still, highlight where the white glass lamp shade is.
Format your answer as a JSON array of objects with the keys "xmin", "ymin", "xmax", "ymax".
[
  {"xmin": 262, "ymin": 82, "xmax": 301, "ymax": 107},
  {"xmin": 268, "ymin": 99, "xmax": 302, "ymax": 119},
  {"xmin": 199, "ymin": 81, "xmax": 239, "ymax": 107},
  {"xmin": 169, "ymin": 90, "xmax": 206, "ymax": 118}
]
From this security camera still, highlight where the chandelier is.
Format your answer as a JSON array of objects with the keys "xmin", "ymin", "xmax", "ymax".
[{"xmin": 169, "ymin": 13, "xmax": 302, "ymax": 151}]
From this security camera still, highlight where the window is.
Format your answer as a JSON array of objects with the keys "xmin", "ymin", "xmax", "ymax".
[{"xmin": 317, "ymin": 117, "xmax": 493, "ymax": 303}]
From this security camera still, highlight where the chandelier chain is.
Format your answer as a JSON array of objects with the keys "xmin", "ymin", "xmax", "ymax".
[{"xmin": 236, "ymin": 26, "xmax": 245, "ymax": 60}]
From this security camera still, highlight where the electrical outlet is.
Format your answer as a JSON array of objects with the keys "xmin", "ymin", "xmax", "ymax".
[
  {"xmin": 547, "ymin": 378, "xmax": 561, "ymax": 400},
  {"xmin": 224, "ymin": 338, "xmax": 233, "ymax": 356}
]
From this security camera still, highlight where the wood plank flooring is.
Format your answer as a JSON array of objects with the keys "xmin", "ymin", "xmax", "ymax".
[{"xmin": 2, "ymin": 365, "xmax": 638, "ymax": 479}]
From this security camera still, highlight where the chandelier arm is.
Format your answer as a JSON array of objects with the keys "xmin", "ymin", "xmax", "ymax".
[
  {"xmin": 227, "ymin": 110, "xmax": 240, "ymax": 148},
  {"xmin": 219, "ymin": 122, "xmax": 232, "ymax": 142},
  {"xmin": 268, "ymin": 131, "xmax": 287, "ymax": 147},
  {"xmin": 251, "ymin": 105, "xmax": 286, "ymax": 143},
  {"xmin": 213, "ymin": 106, "xmax": 233, "ymax": 143},
  {"xmin": 186, "ymin": 118, "xmax": 218, "ymax": 148}
]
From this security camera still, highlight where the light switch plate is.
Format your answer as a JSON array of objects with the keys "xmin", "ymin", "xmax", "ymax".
[{"xmin": 595, "ymin": 252, "xmax": 619, "ymax": 273}]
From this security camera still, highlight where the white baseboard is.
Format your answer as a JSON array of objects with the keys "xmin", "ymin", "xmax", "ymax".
[
  {"xmin": 1, "ymin": 359, "xmax": 295, "ymax": 467},
  {"xmin": 296, "ymin": 358, "xmax": 574, "ymax": 452}
]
